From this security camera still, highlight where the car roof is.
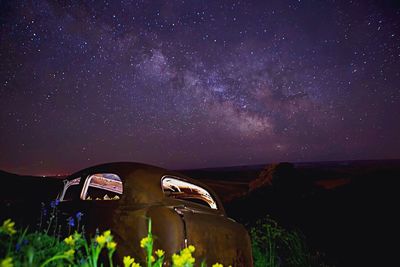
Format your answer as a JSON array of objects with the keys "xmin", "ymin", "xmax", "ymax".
[{"xmin": 66, "ymin": 162, "xmax": 225, "ymax": 212}]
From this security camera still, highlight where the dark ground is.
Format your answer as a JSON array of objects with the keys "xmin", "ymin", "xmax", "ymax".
[{"xmin": 181, "ymin": 159, "xmax": 400, "ymax": 267}]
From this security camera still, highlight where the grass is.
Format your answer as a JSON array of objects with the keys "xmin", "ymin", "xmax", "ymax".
[{"xmin": 250, "ymin": 216, "xmax": 330, "ymax": 267}]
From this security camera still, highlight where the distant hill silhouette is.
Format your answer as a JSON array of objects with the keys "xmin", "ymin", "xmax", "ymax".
[{"xmin": 0, "ymin": 170, "xmax": 63, "ymax": 201}]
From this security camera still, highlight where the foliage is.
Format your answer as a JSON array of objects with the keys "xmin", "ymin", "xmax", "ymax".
[
  {"xmin": 2, "ymin": 199, "xmax": 330, "ymax": 267},
  {"xmin": 124, "ymin": 218, "xmax": 224, "ymax": 267},
  {"xmin": 133, "ymin": 218, "xmax": 165, "ymax": 267},
  {"xmin": 250, "ymin": 216, "xmax": 329, "ymax": 267},
  {"xmin": 0, "ymin": 203, "xmax": 230, "ymax": 267},
  {"xmin": 0, "ymin": 218, "xmax": 117, "ymax": 267}
]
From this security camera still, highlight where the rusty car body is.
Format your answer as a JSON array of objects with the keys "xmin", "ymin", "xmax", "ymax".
[{"xmin": 55, "ymin": 162, "xmax": 253, "ymax": 266}]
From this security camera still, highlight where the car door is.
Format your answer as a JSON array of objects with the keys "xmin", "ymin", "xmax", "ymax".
[{"xmin": 161, "ymin": 176, "xmax": 253, "ymax": 266}]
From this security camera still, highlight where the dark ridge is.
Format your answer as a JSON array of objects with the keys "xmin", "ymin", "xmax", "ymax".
[{"xmin": 0, "ymin": 170, "xmax": 64, "ymax": 201}]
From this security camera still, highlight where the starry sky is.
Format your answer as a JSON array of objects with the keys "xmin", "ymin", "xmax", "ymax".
[{"xmin": 1, "ymin": 0, "xmax": 399, "ymax": 175}]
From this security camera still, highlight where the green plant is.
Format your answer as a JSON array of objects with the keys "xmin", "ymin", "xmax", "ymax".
[
  {"xmin": 1, "ymin": 217, "xmax": 230, "ymax": 267},
  {"xmin": 123, "ymin": 218, "xmax": 196, "ymax": 267},
  {"xmin": 138, "ymin": 218, "xmax": 165, "ymax": 267},
  {"xmin": 250, "ymin": 217, "xmax": 283, "ymax": 267},
  {"xmin": 0, "ymin": 218, "xmax": 118, "ymax": 267},
  {"xmin": 250, "ymin": 216, "xmax": 328, "ymax": 267},
  {"xmin": 123, "ymin": 218, "xmax": 231, "ymax": 267}
]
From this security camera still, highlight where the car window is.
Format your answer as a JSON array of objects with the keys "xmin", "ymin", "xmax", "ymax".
[
  {"xmin": 81, "ymin": 173, "xmax": 123, "ymax": 201},
  {"xmin": 60, "ymin": 177, "xmax": 81, "ymax": 201},
  {"xmin": 161, "ymin": 176, "xmax": 218, "ymax": 209}
]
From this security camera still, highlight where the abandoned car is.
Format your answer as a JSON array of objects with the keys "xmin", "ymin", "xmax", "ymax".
[{"xmin": 54, "ymin": 162, "xmax": 253, "ymax": 266}]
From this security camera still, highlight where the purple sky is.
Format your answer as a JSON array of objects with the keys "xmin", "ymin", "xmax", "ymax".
[{"xmin": 1, "ymin": 1, "xmax": 399, "ymax": 175}]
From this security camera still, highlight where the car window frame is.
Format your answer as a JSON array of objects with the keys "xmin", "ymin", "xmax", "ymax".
[
  {"xmin": 60, "ymin": 173, "xmax": 123, "ymax": 202},
  {"xmin": 160, "ymin": 175, "xmax": 218, "ymax": 210}
]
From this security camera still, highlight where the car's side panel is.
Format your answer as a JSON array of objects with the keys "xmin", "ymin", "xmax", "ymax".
[
  {"xmin": 59, "ymin": 200, "xmax": 186, "ymax": 266},
  {"xmin": 179, "ymin": 206, "xmax": 253, "ymax": 267}
]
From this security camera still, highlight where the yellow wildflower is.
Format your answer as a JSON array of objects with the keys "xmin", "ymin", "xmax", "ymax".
[
  {"xmin": 172, "ymin": 247, "xmax": 195, "ymax": 267},
  {"xmin": 123, "ymin": 256, "xmax": 135, "ymax": 267},
  {"xmin": 212, "ymin": 263, "xmax": 223, "ymax": 267},
  {"xmin": 155, "ymin": 249, "xmax": 165, "ymax": 258},
  {"xmin": 0, "ymin": 257, "xmax": 13, "ymax": 267},
  {"xmin": 140, "ymin": 237, "xmax": 151, "ymax": 248},
  {"xmin": 63, "ymin": 249, "xmax": 75, "ymax": 259},
  {"xmin": 107, "ymin": 241, "xmax": 117, "ymax": 250},
  {"xmin": 123, "ymin": 256, "xmax": 141, "ymax": 267},
  {"xmin": 103, "ymin": 230, "xmax": 111, "ymax": 237},
  {"xmin": 64, "ymin": 235, "xmax": 75, "ymax": 247},
  {"xmin": 73, "ymin": 231, "xmax": 81, "ymax": 241},
  {"xmin": 1, "ymin": 219, "xmax": 16, "ymax": 236},
  {"xmin": 186, "ymin": 255, "xmax": 195, "ymax": 264},
  {"xmin": 188, "ymin": 245, "xmax": 195, "ymax": 253},
  {"xmin": 96, "ymin": 235, "xmax": 106, "ymax": 247},
  {"xmin": 180, "ymin": 248, "xmax": 195, "ymax": 263},
  {"xmin": 103, "ymin": 230, "xmax": 113, "ymax": 242},
  {"xmin": 172, "ymin": 253, "xmax": 184, "ymax": 266}
]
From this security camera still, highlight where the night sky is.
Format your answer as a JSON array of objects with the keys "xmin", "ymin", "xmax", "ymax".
[{"xmin": 1, "ymin": 1, "xmax": 399, "ymax": 175}]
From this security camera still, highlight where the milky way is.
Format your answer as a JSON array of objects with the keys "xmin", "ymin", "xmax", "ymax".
[{"xmin": 1, "ymin": 1, "xmax": 400, "ymax": 174}]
